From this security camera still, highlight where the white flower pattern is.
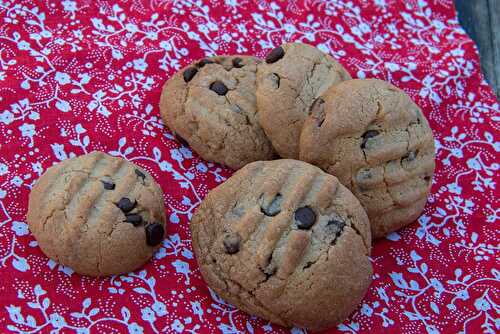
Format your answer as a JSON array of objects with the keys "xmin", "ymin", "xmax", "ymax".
[{"xmin": 0, "ymin": 1, "xmax": 498, "ymax": 334}]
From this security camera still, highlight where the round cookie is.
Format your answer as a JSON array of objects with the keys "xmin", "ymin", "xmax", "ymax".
[
  {"xmin": 191, "ymin": 159, "xmax": 372, "ymax": 331},
  {"xmin": 257, "ymin": 43, "xmax": 351, "ymax": 159},
  {"xmin": 160, "ymin": 55, "xmax": 275, "ymax": 169},
  {"xmin": 27, "ymin": 151, "xmax": 166, "ymax": 276},
  {"xmin": 300, "ymin": 79, "xmax": 436, "ymax": 239}
]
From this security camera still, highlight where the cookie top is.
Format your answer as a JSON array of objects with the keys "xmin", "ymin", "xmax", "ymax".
[
  {"xmin": 300, "ymin": 79, "xmax": 436, "ymax": 238},
  {"xmin": 160, "ymin": 55, "xmax": 276, "ymax": 169},
  {"xmin": 191, "ymin": 159, "xmax": 372, "ymax": 331},
  {"xmin": 257, "ymin": 43, "xmax": 351, "ymax": 159},
  {"xmin": 27, "ymin": 151, "xmax": 166, "ymax": 276}
]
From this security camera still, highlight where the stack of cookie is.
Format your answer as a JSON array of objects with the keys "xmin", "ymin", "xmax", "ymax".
[{"xmin": 160, "ymin": 43, "xmax": 435, "ymax": 331}]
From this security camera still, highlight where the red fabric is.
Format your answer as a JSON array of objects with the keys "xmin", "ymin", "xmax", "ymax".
[{"xmin": 0, "ymin": 1, "xmax": 498, "ymax": 333}]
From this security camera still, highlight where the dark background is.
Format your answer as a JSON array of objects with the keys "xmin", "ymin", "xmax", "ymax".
[{"xmin": 456, "ymin": 0, "xmax": 499, "ymax": 97}]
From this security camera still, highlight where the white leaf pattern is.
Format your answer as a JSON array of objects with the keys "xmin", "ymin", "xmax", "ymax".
[{"xmin": 0, "ymin": 1, "xmax": 498, "ymax": 333}]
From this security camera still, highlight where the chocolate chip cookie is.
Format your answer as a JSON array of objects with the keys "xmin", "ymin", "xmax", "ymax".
[
  {"xmin": 257, "ymin": 43, "xmax": 351, "ymax": 159},
  {"xmin": 160, "ymin": 56, "xmax": 276, "ymax": 169},
  {"xmin": 27, "ymin": 151, "xmax": 166, "ymax": 276},
  {"xmin": 300, "ymin": 79, "xmax": 436, "ymax": 239},
  {"xmin": 191, "ymin": 159, "xmax": 372, "ymax": 331}
]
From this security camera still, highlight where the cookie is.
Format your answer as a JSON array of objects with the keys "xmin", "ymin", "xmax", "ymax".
[
  {"xmin": 27, "ymin": 151, "xmax": 166, "ymax": 276},
  {"xmin": 191, "ymin": 159, "xmax": 372, "ymax": 331},
  {"xmin": 160, "ymin": 55, "xmax": 276, "ymax": 169},
  {"xmin": 300, "ymin": 79, "xmax": 436, "ymax": 239},
  {"xmin": 257, "ymin": 43, "xmax": 351, "ymax": 159}
]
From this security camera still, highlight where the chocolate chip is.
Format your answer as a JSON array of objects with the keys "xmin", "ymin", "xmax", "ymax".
[
  {"xmin": 223, "ymin": 233, "xmax": 241, "ymax": 254},
  {"xmin": 361, "ymin": 130, "xmax": 380, "ymax": 149},
  {"xmin": 210, "ymin": 81, "xmax": 228, "ymax": 95},
  {"xmin": 261, "ymin": 193, "xmax": 282, "ymax": 217},
  {"xmin": 197, "ymin": 58, "xmax": 214, "ymax": 67},
  {"xmin": 265, "ymin": 46, "xmax": 285, "ymax": 63},
  {"xmin": 295, "ymin": 206, "xmax": 316, "ymax": 230},
  {"xmin": 327, "ymin": 219, "xmax": 346, "ymax": 239},
  {"xmin": 183, "ymin": 67, "xmax": 198, "ymax": 82},
  {"xmin": 232, "ymin": 57, "xmax": 244, "ymax": 68},
  {"xmin": 135, "ymin": 169, "xmax": 146, "ymax": 181},
  {"xmin": 424, "ymin": 176, "xmax": 431, "ymax": 183},
  {"xmin": 101, "ymin": 180, "xmax": 115, "ymax": 190},
  {"xmin": 124, "ymin": 213, "xmax": 143, "ymax": 226},
  {"xmin": 146, "ymin": 223, "xmax": 164, "ymax": 246},
  {"xmin": 117, "ymin": 198, "xmax": 136, "ymax": 213}
]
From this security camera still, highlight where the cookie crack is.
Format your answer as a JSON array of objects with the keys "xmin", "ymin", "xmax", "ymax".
[
  {"xmin": 347, "ymin": 223, "xmax": 370, "ymax": 254},
  {"xmin": 208, "ymin": 252, "xmax": 289, "ymax": 325},
  {"xmin": 376, "ymin": 100, "xmax": 383, "ymax": 119},
  {"xmin": 274, "ymin": 73, "xmax": 308, "ymax": 109},
  {"xmin": 361, "ymin": 147, "xmax": 368, "ymax": 163},
  {"xmin": 284, "ymin": 77, "xmax": 308, "ymax": 109},
  {"xmin": 41, "ymin": 207, "xmax": 66, "ymax": 234},
  {"xmin": 223, "ymin": 95, "xmax": 252, "ymax": 128},
  {"xmin": 303, "ymin": 60, "xmax": 321, "ymax": 98},
  {"xmin": 250, "ymin": 268, "xmax": 291, "ymax": 325}
]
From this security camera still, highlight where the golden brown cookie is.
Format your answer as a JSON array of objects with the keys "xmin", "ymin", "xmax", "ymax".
[
  {"xmin": 257, "ymin": 43, "xmax": 351, "ymax": 159},
  {"xmin": 27, "ymin": 151, "xmax": 166, "ymax": 276},
  {"xmin": 191, "ymin": 159, "xmax": 372, "ymax": 331},
  {"xmin": 159, "ymin": 56, "xmax": 276, "ymax": 169},
  {"xmin": 300, "ymin": 79, "xmax": 435, "ymax": 238}
]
